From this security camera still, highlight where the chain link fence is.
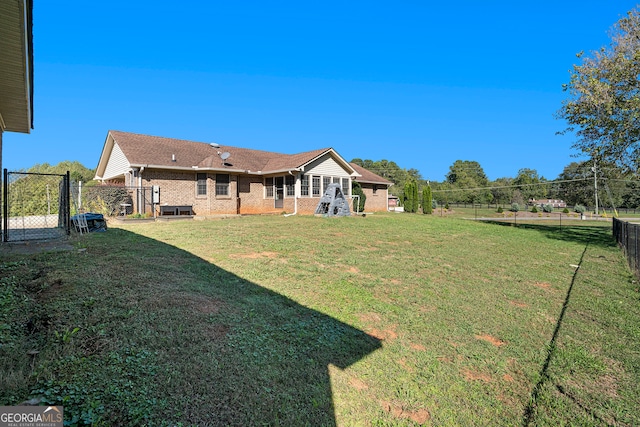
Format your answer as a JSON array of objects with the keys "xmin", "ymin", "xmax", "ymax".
[
  {"xmin": 73, "ymin": 185, "xmax": 153, "ymax": 217},
  {"xmin": 3, "ymin": 170, "xmax": 70, "ymax": 242},
  {"xmin": 612, "ymin": 218, "xmax": 640, "ymax": 279}
]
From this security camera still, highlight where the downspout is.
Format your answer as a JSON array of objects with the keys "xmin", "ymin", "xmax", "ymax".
[
  {"xmin": 137, "ymin": 167, "xmax": 145, "ymax": 215},
  {"xmin": 284, "ymin": 170, "xmax": 298, "ymax": 217}
]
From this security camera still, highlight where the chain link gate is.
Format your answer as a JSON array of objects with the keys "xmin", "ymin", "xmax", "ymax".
[{"xmin": 3, "ymin": 169, "xmax": 70, "ymax": 242}]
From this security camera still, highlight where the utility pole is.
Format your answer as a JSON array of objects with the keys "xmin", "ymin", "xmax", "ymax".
[{"xmin": 592, "ymin": 160, "xmax": 599, "ymax": 216}]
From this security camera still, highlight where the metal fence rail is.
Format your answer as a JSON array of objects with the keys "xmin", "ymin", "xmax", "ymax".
[
  {"xmin": 613, "ymin": 218, "xmax": 640, "ymax": 279},
  {"xmin": 3, "ymin": 170, "xmax": 70, "ymax": 242}
]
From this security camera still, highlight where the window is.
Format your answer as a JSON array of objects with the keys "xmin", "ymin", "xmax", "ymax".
[
  {"xmin": 373, "ymin": 184, "xmax": 378, "ymax": 195},
  {"xmin": 265, "ymin": 177, "xmax": 274, "ymax": 198},
  {"xmin": 323, "ymin": 176, "xmax": 331, "ymax": 195},
  {"xmin": 312, "ymin": 176, "xmax": 321, "ymax": 197},
  {"xmin": 286, "ymin": 175, "xmax": 295, "ymax": 196},
  {"xmin": 333, "ymin": 176, "xmax": 340, "ymax": 184},
  {"xmin": 301, "ymin": 174, "xmax": 309, "ymax": 196},
  {"xmin": 216, "ymin": 174, "xmax": 230, "ymax": 196},
  {"xmin": 197, "ymin": 173, "xmax": 207, "ymax": 196},
  {"xmin": 342, "ymin": 178, "xmax": 349, "ymax": 196}
]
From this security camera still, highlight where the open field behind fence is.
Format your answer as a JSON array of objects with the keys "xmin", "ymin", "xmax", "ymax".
[
  {"xmin": 613, "ymin": 217, "xmax": 640, "ymax": 280},
  {"xmin": 0, "ymin": 213, "xmax": 638, "ymax": 426}
]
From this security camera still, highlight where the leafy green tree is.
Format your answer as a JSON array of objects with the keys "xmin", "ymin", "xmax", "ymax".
[
  {"xmin": 551, "ymin": 160, "xmax": 629, "ymax": 209},
  {"xmin": 557, "ymin": 7, "xmax": 640, "ymax": 174},
  {"xmin": 490, "ymin": 177, "xmax": 514, "ymax": 206},
  {"xmin": 403, "ymin": 181, "xmax": 412, "ymax": 212},
  {"xmin": 351, "ymin": 181, "xmax": 366, "ymax": 212},
  {"xmin": 549, "ymin": 161, "xmax": 593, "ymax": 206},
  {"xmin": 513, "ymin": 168, "xmax": 548, "ymax": 202},
  {"xmin": 28, "ymin": 161, "xmax": 95, "ymax": 184},
  {"xmin": 7, "ymin": 161, "xmax": 95, "ymax": 216},
  {"xmin": 445, "ymin": 160, "xmax": 491, "ymax": 203},
  {"xmin": 351, "ymin": 158, "xmax": 424, "ymax": 203},
  {"xmin": 622, "ymin": 181, "xmax": 640, "ymax": 208},
  {"xmin": 403, "ymin": 180, "xmax": 419, "ymax": 213},
  {"xmin": 422, "ymin": 185, "xmax": 433, "ymax": 214}
]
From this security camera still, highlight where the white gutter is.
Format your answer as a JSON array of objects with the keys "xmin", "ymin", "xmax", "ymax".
[
  {"xmin": 138, "ymin": 166, "xmax": 145, "ymax": 187},
  {"xmin": 284, "ymin": 170, "xmax": 298, "ymax": 217}
]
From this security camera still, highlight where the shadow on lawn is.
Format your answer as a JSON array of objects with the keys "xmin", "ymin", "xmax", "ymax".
[
  {"xmin": 482, "ymin": 221, "xmax": 616, "ymax": 248},
  {"xmin": 43, "ymin": 228, "xmax": 382, "ymax": 426}
]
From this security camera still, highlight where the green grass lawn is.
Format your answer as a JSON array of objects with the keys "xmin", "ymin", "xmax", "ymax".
[{"xmin": 1, "ymin": 213, "xmax": 638, "ymax": 426}]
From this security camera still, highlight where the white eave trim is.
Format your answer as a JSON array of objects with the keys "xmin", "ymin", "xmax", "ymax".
[
  {"xmin": 299, "ymin": 148, "xmax": 357, "ymax": 175},
  {"xmin": 356, "ymin": 180, "xmax": 392, "ymax": 186}
]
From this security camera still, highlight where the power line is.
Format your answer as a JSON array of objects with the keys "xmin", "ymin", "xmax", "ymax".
[{"xmin": 431, "ymin": 178, "xmax": 590, "ymax": 193}]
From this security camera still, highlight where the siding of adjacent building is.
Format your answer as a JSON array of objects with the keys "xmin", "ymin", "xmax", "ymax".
[{"xmin": 102, "ymin": 142, "xmax": 130, "ymax": 181}]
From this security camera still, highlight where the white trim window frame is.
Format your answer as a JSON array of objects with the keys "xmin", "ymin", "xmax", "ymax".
[
  {"xmin": 286, "ymin": 175, "xmax": 295, "ymax": 197},
  {"xmin": 196, "ymin": 172, "xmax": 207, "ymax": 197},
  {"xmin": 301, "ymin": 174, "xmax": 309, "ymax": 197},
  {"xmin": 215, "ymin": 173, "xmax": 230, "ymax": 197},
  {"xmin": 312, "ymin": 175, "xmax": 321, "ymax": 197},
  {"xmin": 323, "ymin": 176, "xmax": 331, "ymax": 195},
  {"xmin": 265, "ymin": 177, "xmax": 274, "ymax": 198},
  {"xmin": 341, "ymin": 177, "xmax": 350, "ymax": 197}
]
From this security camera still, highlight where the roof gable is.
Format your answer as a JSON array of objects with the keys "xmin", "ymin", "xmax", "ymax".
[
  {"xmin": 95, "ymin": 131, "xmax": 359, "ymax": 178},
  {"xmin": 350, "ymin": 163, "xmax": 392, "ymax": 185}
]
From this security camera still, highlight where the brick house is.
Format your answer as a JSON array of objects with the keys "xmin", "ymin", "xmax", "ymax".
[
  {"xmin": 529, "ymin": 198, "xmax": 567, "ymax": 208},
  {"xmin": 94, "ymin": 130, "xmax": 392, "ymax": 216}
]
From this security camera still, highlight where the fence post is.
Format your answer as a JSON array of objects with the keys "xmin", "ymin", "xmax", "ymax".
[
  {"xmin": 65, "ymin": 171, "xmax": 71, "ymax": 236},
  {"xmin": 3, "ymin": 169, "xmax": 7, "ymax": 242},
  {"xmin": 633, "ymin": 225, "xmax": 638, "ymax": 273}
]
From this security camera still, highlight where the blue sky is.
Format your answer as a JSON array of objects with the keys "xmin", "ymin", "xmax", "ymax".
[{"xmin": 4, "ymin": 1, "xmax": 638, "ymax": 181}]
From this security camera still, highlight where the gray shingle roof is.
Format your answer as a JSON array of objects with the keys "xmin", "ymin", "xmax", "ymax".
[
  {"xmin": 349, "ymin": 163, "xmax": 393, "ymax": 185},
  {"xmin": 103, "ymin": 131, "xmax": 390, "ymax": 186},
  {"xmin": 109, "ymin": 130, "xmax": 333, "ymax": 173}
]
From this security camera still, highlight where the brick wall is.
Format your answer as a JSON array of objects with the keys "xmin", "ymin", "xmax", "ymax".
[
  {"xmin": 140, "ymin": 170, "xmax": 379, "ymax": 216},
  {"xmin": 359, "ymin": 183, "xmax": 388, "ymax": 212}
]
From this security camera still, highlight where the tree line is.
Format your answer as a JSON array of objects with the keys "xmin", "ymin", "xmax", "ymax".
[{"xmin": 351, "ymin": 157, "xmax": 640, "ymax": 211}]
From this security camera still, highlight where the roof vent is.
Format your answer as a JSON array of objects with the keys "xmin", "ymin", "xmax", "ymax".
[{"xmin": 172, "ymin": 154, "xmax": 176, "ymax": 162}]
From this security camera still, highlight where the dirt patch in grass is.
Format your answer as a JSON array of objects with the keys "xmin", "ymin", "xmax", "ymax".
[
  {"xmin": 229, "ymin": 251, "xmax": 278, "ymax": 259},
  {"xmin": 509, "ymin": 300, "xmax": 529, "ymax": 308},
  {"xmin": 410, "ymin": 343, "xmax": 426, "ymax": 351},
  {"xmin": 463, "ymin": 368, "xmax": 492, "ymax": 382},
  {"xmin": 357, "ymin": 312, "xmax": 382, "ymax": 324},
  {"xmin": 1, "ymin": 239, "xmax": 75, "ymax": 255},
  {"xmin": 35, "ymin": 278, "xmax": 66, "ymax": 301},
  {"xmin": 368, "ymin": 326, "xmax": 398, "ymax": 342},
  {"xmin": 397, "ymin": 358, "xmax": 415, "ymax": 373},
  {"xmin": 533, "ymin": 282, "xmax": 552, "ymax": 290},
  {"xmin": 380, "ymin": 401, "xmax": 431, "ymax": 425},
  {"xmin": 348, "ymin": 377, "xmax": 369, "ymax": 391},
  {"xmin": 475, "ymin": 334, "xmax": 507, "ymax": 347},
  {"xmin": 206, "ymin": 324, "xmax": 230, "ymax": 340}
]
